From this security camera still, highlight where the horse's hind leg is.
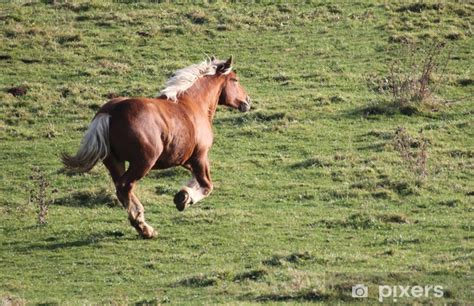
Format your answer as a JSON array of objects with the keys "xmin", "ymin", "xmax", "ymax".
[
  {"xmin": 103, "ymin": 156, "xmax": 125, "ymax": 185},
  {"xmin": 114, "ymin": 160, "xmax": 157, "ymax": 239}
]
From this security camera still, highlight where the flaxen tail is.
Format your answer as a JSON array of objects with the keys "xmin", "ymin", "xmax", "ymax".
[{"xmin": 61, "ymin": 113, "xmax": 111, "ymax": 172}]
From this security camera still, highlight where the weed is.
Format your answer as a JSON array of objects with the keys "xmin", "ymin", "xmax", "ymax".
[
  {"xmin": 367, "ymin": 42, "xmax": 451, "ymax": 114},
  {"xmin": 393, "ymin": 127, "xmax": 429, "ymax": 178},
  {"xmin": 28, "ymin": 167, "xmax": 53, "ymax": 225}
]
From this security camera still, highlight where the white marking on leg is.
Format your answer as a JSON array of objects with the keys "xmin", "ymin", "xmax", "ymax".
[{"xmin": 182, "ymin": 177, "xmax": 208, "ymax": 204}]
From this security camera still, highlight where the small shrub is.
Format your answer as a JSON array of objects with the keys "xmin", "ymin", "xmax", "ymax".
[
  {"xmin": 398, "ymin": 43, "xmax": 447, "ymax": 104},
  {"xmin": 367, "ymin": 42, "xmax": 451, "ymax": 114},
  {"xmin": 29, "ymin": 167, "xmax": 54, "ymax": 225},
  {"xmin": 393, "ymin": 127, "xmax": 429, "ymax": 178}
]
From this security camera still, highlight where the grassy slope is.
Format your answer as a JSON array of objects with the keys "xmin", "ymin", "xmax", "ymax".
[{"xmin": 0, "ymin": 1, "xmax": 472, "ymax": 304}]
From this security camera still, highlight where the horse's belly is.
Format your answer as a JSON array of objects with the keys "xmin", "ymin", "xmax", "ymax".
[{"xmin": 153, "ymin": 140, "xmax": 195, "ymax": 169}]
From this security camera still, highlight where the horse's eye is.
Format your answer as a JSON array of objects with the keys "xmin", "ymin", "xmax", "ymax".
[{"xmin": 231, "ymin": 78, "xmax": 238, "ymax": 82}]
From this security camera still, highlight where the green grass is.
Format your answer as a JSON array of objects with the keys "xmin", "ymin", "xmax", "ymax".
[{"xmin": 1, "ymin": 1, "xmax": 473, "ymax": 304}]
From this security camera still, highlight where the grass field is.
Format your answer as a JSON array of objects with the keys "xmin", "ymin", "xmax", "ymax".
[{"xmin": 1, "ymin": 1, "xmax": 473, "ymax": 304}]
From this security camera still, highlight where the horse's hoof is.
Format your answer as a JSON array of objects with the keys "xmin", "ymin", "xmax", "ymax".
[{"xmin": 174, "ymin": 190, "xmax": 190, "ymax": 211}]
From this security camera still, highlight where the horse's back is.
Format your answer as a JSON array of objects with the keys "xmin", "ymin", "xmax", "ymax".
[{"xmin": 100, "ymin": 97, "xmax": 196, "ymax": 167}]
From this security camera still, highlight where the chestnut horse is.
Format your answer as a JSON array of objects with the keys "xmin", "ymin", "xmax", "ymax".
[{"xmin": 62, "ymin": 56, "xmax": 251, "ymax": 238}]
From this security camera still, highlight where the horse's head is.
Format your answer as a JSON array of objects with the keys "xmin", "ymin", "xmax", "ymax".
[{"xmin": 215, "ymin": 56, "xmax": 251, "ymax": 112}]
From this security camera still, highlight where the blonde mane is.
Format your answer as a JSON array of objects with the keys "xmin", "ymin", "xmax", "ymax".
[{"xmin": 159, "ymin": 58, "xmax": 231, "ymax": 101}]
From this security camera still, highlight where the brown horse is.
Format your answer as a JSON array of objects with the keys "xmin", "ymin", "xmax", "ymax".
[{"xmin": 62, "ymin": 56, "xmax": 251, "ymax": 238}]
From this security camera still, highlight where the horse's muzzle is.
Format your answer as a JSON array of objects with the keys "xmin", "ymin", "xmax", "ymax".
[{"xmin": 239, "ymin": 97, "xmax": 251, "ymax": 112}]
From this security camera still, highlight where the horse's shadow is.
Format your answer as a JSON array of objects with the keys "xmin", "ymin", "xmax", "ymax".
[
  {"xmin": 9, "ymin": 230, "xmax": 130, "ymax": 253},
  {"xmin": 147, "ymin": 167, "xmax": 187, "ymax": 179},
  {"xmin": 54, "ymin": 188, "xmax": 118, "ymax": 208}
]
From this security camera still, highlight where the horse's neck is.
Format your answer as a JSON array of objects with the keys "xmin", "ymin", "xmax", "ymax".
[{"xmin": 180, "ymin": 77, "xmax": 224, "ymax": 122}]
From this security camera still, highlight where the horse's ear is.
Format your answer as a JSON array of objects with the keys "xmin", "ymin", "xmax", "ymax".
[
  {"xmin": 225, "ymin": 55, "xmax": 233, "ymax": 68},
  {"xmin": 217, "ymin": 56, "xmax": 233, "ymax": 75}
]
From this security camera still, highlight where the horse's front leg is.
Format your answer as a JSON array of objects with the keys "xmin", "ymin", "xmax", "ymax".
[{"xmin": 174, "ymin": 156, "xmax": 213, "ymax": 211}]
